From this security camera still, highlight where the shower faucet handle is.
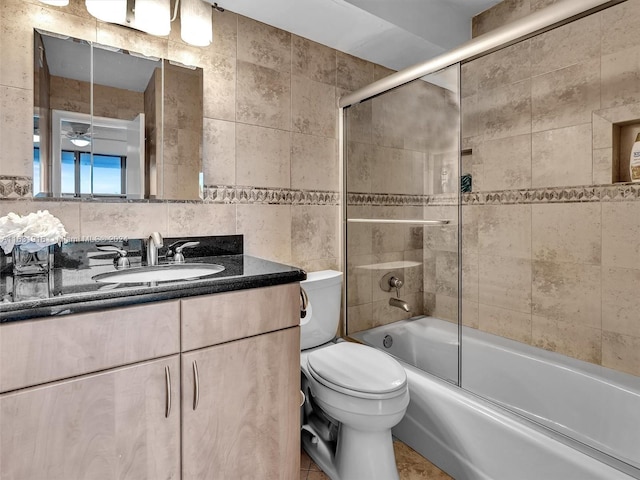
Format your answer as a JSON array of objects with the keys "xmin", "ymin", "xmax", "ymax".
[
  {"xmin": 380, "ymin": 272, "xmax": 405, "ymax": 298},
  {"xmin": 389, "ymin": 276, "xmax": 403, "ymax": 298}
]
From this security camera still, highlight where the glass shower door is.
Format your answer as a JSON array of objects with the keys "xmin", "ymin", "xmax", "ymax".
[{"xmin": 344, "ymin": 64, "xmax": 462, "ymax": 385}]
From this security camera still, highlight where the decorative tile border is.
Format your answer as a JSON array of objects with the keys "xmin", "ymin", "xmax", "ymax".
[
  {"xmin": 0, "ymin": 181, "xmax": 341, "ymax": 206},
  {"xmin": 0, "ymin": 176, "xmax": 31, "ymax": 199},
  {"xmin": 347, "ymin": 184, "xmax": 640, "ymax": 207},
  {"xmin": 464, "ymin": 184, "xmax": 640, "ymax": 205},
  {"xmin": 6, "ymin": 178, "xmax": 640, "ymax": 206},
  {"xmin": 203, "ymin": 185, "xmax": 340, "ymax": 205},
  {"xmin": 347, "ymin": 192, "xmax": 432, "ymax": 207}
]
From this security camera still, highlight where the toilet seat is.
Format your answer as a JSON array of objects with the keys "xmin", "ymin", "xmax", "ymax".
[{"xmin": 307, "ymin": 342, "xmax": 407, "ymax": 400}]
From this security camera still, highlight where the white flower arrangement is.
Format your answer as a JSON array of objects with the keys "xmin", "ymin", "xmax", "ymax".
[{"xmin": 0, "ymin": 210, "xmax": 68, "ymax": 254}]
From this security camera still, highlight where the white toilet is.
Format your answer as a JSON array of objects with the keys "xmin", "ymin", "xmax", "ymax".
[{"xmin": 300, "ymin": 270, "xmax": 409, "ymax": 480}]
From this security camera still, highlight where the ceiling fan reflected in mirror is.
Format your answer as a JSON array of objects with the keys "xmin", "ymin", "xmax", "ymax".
[{"xmin": 62, "ymin": 121, "xmax": 92, "ymax": 148}]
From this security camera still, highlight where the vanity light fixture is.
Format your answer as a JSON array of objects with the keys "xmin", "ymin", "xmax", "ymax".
[
  {"xmin": 81, "ymin": 0, "xmax": 216, "ymax": 47},
  {"xmin": 38, "ymin": 0, "xmax": 69, "ymax": 6},
  {"xmin": 85, "ymin": 0, "xmax": 127, "ymax": 24}
]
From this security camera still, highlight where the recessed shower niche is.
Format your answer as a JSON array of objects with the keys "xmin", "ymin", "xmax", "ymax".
[
  {"xmin": 592, "ymin": 103, "xmax": 640, "ymax": 185},
  {"xmin": 613, "ymin": 122, "xmax": 640, "ymax": 183}
]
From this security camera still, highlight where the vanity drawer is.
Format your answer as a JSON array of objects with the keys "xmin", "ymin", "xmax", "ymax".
[
  {"xmin": 0, "ymin": 300, "xmax": 180, "ymax": 393},
  {"xmin": 181, "ymin": 283, "xmax": 300, "ymax": 351}
]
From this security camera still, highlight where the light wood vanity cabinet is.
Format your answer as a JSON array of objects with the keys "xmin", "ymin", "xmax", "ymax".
[{"xmin": 0, "ymin": 282, "xmax": 301, "ymax": 480}]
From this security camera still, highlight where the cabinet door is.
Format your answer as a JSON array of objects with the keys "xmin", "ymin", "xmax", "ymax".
[
  {"xmin": 0, "ymin": 355, "xmax": 180, "ymax": 480},
  {"xmin": 182, "ymin": 327, "xmax": 300, "ymax": 480}
]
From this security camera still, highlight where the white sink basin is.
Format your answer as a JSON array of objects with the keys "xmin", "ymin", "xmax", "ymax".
[{"xmin": 92, "ymin": 263, "xmax": 225, "ymax": 284}]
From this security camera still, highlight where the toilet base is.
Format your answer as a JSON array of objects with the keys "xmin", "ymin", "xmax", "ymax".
[
  {"xmin": 335, "ymin": 424, "xmax": 400, "ymax": 480},
  {"xmin": 302, "ymin": 425, "xmax": 339, "ymax": 480},
  {"xmin": 302, "ymin": 424, "xmax": 400, "ymax": 480}
]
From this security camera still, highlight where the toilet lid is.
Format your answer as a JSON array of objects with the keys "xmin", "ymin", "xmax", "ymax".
[{"xmin": 307, "ymin": 342, "xmax": 407, "ymax": 396}]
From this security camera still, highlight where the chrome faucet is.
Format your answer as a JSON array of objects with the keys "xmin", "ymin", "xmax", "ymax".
[
  {"xmin": 389, "ymin": 297, "xmax": 411, "ymax": 312},
  {"xmin": 146, "ymin": 232, "xmax": 164, "ymax": 266},
  {"xmin": 380, "ymin": 272, "xmax": 411, "ymax": 312}
]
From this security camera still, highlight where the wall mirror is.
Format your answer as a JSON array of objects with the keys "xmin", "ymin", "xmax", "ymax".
[{"xmin": 33, "ymin": 29, "xmax": 203, "ymax": 201}]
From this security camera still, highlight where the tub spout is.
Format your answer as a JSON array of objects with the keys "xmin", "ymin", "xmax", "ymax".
[{"xmin": 389, "ymin": 297, "xmax": 410, "ymax": 312}]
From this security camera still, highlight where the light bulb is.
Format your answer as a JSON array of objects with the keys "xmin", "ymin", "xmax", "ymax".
[
  {"xmin": 135, "ymin": 0, "xmax": 171, "ymax": 37},
  {"xmin": 181, "ymin": 0, "xmax": 213, "ymax": 47},
  {"xmin": 85, "ymin": 0, "xmax": 127, "ymax": 23},
  {"xmin": 39, "ymin": 0, "xmax": 69, "ymax": 6},
  {"xmin": 70, "ymin": 138, "xmax": 91, "ymax": 147}
]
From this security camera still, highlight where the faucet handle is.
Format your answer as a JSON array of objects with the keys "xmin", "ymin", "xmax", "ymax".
[
  {"xmin": 97, "ymin": 245, "xmax": 130, "ymax": 270},
  {"xmin": 380, "ymin": 272, "xmax": 405, "ymax": 297},
  {"xmin": 167, "ymin": 239, "xmax": 195, "ymax": 255},
  {"xmin": 389, "ymin": 276, "xmax": 404, "ymax": 298},
  {"xmin": 175, "ymin": 241, "xmax": 200, "ymax": 253},
  {"xmin": 173, "ymin": 241, "xmax": 200, "ymax": 263},
  {"xmin": 97, "ymin": 244, "xmax": 127, "ymax": 255}
]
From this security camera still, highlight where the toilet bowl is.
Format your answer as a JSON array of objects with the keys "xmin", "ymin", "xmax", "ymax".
[{"xmin": 300, "ymin": 270, "xmax": 409, "ymax": 480}]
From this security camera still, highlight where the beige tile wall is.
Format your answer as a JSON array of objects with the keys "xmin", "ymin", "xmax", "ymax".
[
  {"xmin": 472, "ymin": 0, "xmax": 563, "ymax": 37},
  {"xmin": 462, "ymin": 0, "xmax": 640, "ymax": 376},
  {"xmin": 0, "ymin": 0, "xmax": 383, "ymax": 272}
]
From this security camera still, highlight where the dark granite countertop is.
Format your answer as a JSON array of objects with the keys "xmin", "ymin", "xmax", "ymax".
[{"xmin": 0, "ymin": 235, "xmax": 306, "ymax": 322}]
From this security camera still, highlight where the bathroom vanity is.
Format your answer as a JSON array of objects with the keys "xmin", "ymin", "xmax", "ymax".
[{"xmin": 0, "ymin": 235, "xmax": 305, "ymax": 480}]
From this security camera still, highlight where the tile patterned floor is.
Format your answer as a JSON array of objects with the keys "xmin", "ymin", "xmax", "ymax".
[{"xmin": 300, "ymin": 440, "xmax": 453, "ymax": 480}]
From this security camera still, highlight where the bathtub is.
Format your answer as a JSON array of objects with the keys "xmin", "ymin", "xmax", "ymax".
[{"xmin": 352, "ymin": 316, "xmax": 640, "ymax": 480}]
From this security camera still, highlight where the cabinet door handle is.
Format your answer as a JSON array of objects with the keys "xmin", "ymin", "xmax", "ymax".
[
  {"xmin": 193, "ymin": 360, "xmax": 200, "ymax": 411},
  {"xmin": 165, "ymin": 365, "xmax": 172, "ymax": 418}
]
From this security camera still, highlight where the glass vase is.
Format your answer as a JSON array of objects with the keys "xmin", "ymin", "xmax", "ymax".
[
  {"xmin": 12, "ymin": 273, "xmax": 52, "ymax": 301},
  {"xmin": 12, "ymin": 245, "xmax": 52, "ymax": 275}
]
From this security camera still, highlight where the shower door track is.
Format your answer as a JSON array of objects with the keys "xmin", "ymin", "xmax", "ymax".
[{"xmin": 338, "ymin": 0, "xmax": 623, "ymax": 108}]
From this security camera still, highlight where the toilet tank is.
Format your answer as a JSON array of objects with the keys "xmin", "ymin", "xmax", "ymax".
[{"xmin": 300, "ymin": 270, "xmax": 343, "ymax": 350}]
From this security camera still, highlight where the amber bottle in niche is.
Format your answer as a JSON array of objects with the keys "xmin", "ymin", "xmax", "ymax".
[{"xmin": 630, "ymin": 133, "xmax": 640, "ymax": 182}]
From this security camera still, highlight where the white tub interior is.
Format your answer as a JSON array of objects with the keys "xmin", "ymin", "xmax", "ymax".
[{"xmin": 353, "ymin": 316, "xmax": 640, "ymax": 478}]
